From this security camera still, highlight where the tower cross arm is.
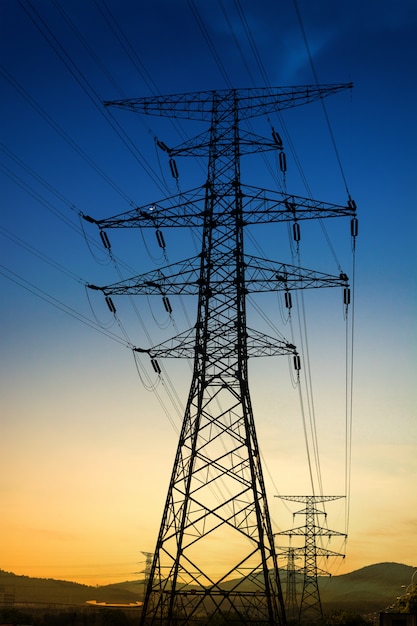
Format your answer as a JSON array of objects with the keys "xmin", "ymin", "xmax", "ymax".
[
  {"xmin": 137, "ymin": 327, "xmax": 297, "ymax": 360},
  {"xmin": 82, "ymin": 186, "xmax": 356, "ymax": 230},
  {"xmin": 104, "ymin": 83, "xmax": 353, "ymax": 121},
  {"xmin": 277, "ymin": 495, "xmax": 345, "ymax": 504},
  {"xmin": 88, "ymin": 254, "xmax": 349, "ymax": 298},
  {"xmin": 246, "ymin": 327, "xmax": 297, "ymax": 357},
  {"xmin": 278, "ymin": 546, "xmax": 346, "ymax": 559},
  {"xmin": 277, "ymin": 526, "xmax": 346, "ymax": 538},
  {"xmin": 88, "ymin": 256, "xmax": 201, "ymax": 296},
  {"xmin": 241, "ymin": 186, "xmax": 357, "ymax": 224},
  {"xmin": 135, "ymin": 328, "xmax": 197, "ymax": 359},
  {"xmin": 82, "ymin": 187, "xmax": 207, "ymax": 229},
  {"xmin": 245, "ymin": 256, "xmax": 349, "ymax": 292}
]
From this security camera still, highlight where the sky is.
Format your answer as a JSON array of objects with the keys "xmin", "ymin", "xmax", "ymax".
[{"xmin": 1, "ymin": 0, "xmax": 416, "ymax": 590}]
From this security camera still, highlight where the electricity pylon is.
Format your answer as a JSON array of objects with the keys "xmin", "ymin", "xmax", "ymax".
[
  {"xmin": 276, "ymin": 495, "xmax": 346, "ymax": 622},
  {"xmin": 284, "ymin": 547, "xmax": 299, "ymax": 621},
  {"xmin": 141, "ymin": 552, "xmax": 153, "ymax": 602},
  {"xmin": 85, "ymin": 85, "xmax": 355, "ymax": 625}
]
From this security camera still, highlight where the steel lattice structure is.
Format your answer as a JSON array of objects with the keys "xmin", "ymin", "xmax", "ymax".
[
  {"xmin": 277, "ymin": 495, "xmax": 346, "ymax": 622},
  {"xmin": 85, "ymin": 85, "xmax": 355, "ymax": 625},
  {"xmin": 284, "ymin": 548, "xmax": 299, "ymax": 621}
]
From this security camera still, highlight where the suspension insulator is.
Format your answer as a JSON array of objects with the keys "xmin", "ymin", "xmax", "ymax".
[
  {"xmin": 82, "ymin": 214, "xmax": 96, "ymax": 224},
  {"xmin": 348, "ymin": 198, "xmax": 357, "ymax": 210},
  {"xmin": 293, "ymin": 354, "xmax": 301, "ymax": 371},
  {"xmin": 105, "ymin": 296, "xmax": 116, "ymax": 314},
  {"xmin": 293, "ymin": 222, "xmax": 301, "ymax": 242},
  {"xmin": 156, "ymin": 229, "xmax": 166, "ymax": 249},
  {"xmin": 169, "ymin": 158, "xmax": 179, "ymax": 179},
  {"xmin": 279, "ymin": 151, "xmax": 287, "ymax": 173},
  {"xmin": 156, "ymin": 140, "xmax": 169, "ymax": 152},
  {"xmin": 162, "ymin": 296, "xmax": 172, "ymax": 314},
  {"xmin": 272, "ymin": 128, "xmax": 283, "ymax": 149},
  {"xmin": 344, "ymin": 287, "xmax": 351, "ymax": 306},
  {"xmin": 350, "ymin": 217, "xmax": 359, "ymax": 238},
  {"xmin": 285, "ymin": 291, "xmax": 292, "ymax": 310},
  {"xmin": 151, "ymin": 358, "xmax": 161, "ymax": 375},
  {"xmin": 100, "ymin": 230, "xmax": 111, "ymax": 250}
]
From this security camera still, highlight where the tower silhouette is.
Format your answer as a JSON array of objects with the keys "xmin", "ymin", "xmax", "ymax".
[
  {"xmin": 277, "ymin": 495, "xmax": 346, "ymax": 622},
  {"xmin": 284, "ymin": 547, "xmax": 299, "ymax": 621},
  {"xmin": 85, "ymin": 84, "xmax": 355, "ymax": 625}
]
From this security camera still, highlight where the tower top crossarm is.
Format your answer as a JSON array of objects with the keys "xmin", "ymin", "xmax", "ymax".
[
  {"xmin": 104, "ymin": 83, "xmax": 353, "ymax": 121},
  {"xmin": 278, "ymin": 495, "xmax": 345, "ymax": 504}
]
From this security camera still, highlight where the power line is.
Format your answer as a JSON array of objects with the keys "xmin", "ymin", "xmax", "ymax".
[
  {"xmin": 0, "ymin": 264, "xmax": 126, "ymax": 346},
  {"xmin": 187, "ymin": 0, "xmax": 233, "ymax": 88},
  {"xmin": 0, "ymin": 66, "xmax": 134, "ymax": 205},
  {"xmin": 292, "ymin": 0, "xmax": 351, "ymax": 197},
  {"xmin": 16, "ymin": 0, "xmax": 169, "ymax": 195}
]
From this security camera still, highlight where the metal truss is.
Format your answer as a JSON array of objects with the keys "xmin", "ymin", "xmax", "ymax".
[{"xmin": 86, "ymin": 84, "xmax": 354, "ymax": 625}]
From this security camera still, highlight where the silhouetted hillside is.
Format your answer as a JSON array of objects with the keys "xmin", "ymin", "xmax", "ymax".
[
  {"xmin": 1, "ymin": 562, "xmax": 415, "ymax": 614},
  {"xmin": 318, "ymin": 562, "xmax": 416, "ymax": 613},
  {"xmin": 0, "ymin": 570, "xmax": 139, "ymax": 606}
]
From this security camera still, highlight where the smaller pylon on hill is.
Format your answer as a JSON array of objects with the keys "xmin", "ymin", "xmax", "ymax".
[
  {"xmin": 140, "ymin": 552, "xmax": 153, "ymax": 601},
  {"xmin": 284, "ymin": 547, "xmax": 299, "ymax": 621},
  {"xmin": 276, "ymin": 495, "xmax": 346, "ymax": 622}
]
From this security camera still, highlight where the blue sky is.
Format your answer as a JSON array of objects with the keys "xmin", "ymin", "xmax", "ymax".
[{"xmin": 1, "ymin": 0, "xmax": 416, "ymax": 585}]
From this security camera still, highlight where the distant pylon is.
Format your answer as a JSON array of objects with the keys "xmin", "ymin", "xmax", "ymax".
[
  {"xmin": 141, "ymin": 552, "xmax": 153, "ymax": 600},
  {"xmin": 284, "ymin": 547, "xmax": 298, "ymax": 621},
  {"xmin": 276, "ymin": 495, "xmax": 346, "ymax": 622}
]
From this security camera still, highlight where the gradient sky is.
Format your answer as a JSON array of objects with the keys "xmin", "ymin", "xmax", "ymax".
[{"xmin": 1, "ymin": 0, "xmax": 416, "ymax": 588}]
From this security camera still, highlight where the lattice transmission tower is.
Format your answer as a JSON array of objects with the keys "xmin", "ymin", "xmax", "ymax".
[
  {"xmin": 141, "ymin": 551, "xmax": 153, "ymax": 602},
  {"xmin": 85, "ymin": 85, "xmax": 356, "ymax": 625},
  {"xmin": 277, "ymin": 495, "xmax": 347, "ymax": 622},
  {"xmin": 285, "ymin": 547, "xmax": 299, "ymax": 621}
]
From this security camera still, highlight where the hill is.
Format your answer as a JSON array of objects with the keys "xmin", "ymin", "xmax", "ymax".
[
  {"xmin": 1, "ymin": 562, "xmax": 415, "ymax": 614},
  {"xmin": 0, "ymin": 571, "xmax": 139, "ymax": 606},
  {"xmin": 318, "ymin": 562, "xmax": 416, "ymax": 614}
]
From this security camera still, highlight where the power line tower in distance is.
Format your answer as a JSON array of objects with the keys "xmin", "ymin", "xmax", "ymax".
[
  {"xmin": 284, "ymin": 547, "xmax": 299, "ymax": 621},
  {"xmin": 276, "ymin": 495, "xmax": 346, "ymax": 622}
]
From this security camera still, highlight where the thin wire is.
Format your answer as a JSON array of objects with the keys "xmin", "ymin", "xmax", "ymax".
[
  {"xmin": 217, "ymin": 0, "xmax": 257, "ymax": 85},
  {"xmin": 17, "ymin": 0, "xmax": 168, "ymax": 195},
  {"xmin": 2, "ymin": 148, "xmax": 186, "ymax": 436},
  {"xmin": 300, "ymin": 288, "xmax": 324, "ymax": 497},
  {"xmin": 233, "ymin": 0, "xmax": 269, "ymax": 86},
  {"xmin": 2, "ymin": 161, "xmax": 186, "ymax": 436},
  {"xmin": 345, "ymin": 242, "xmax": 356, "ymax": 535},
  {"xmin": 297, "ymin": 381, "xmax": 315, "ymax": 494},
  {"xmin": 187, "ymin": 0, "xmax": 233, "ymax": 89},
  {"xmin": 0, "ymin": 264, "xmax": 127, "ymax": 347},
  {"xmin": 292, "ymin": 0, "xmax": 356, "ymax": 527},
  {"xmin": 132, "ymin": 352, "xmax": 180, "ymax": 432},
  {"xmin": 92, "ymin": 0, "xmax": 160, "ymax": 96},
  {"xmin": 51, "ymin": 0, "xmax": 126, "ymax": 98},
  {"xmin": 3, "ymin": 145, "xmax": 186, "ymax": 443},
  {"xmin": 0, "ymin": 66, "xmax": 134, "ymax": 205},
  {"xmin": 1, "ymin": 162, "xmax": 84, "ymax": 236},
  {"xmin": 0, "ymin": 225, "xmax": 84, "ymax": 285},
  {"xmin": 91, "ymin": 0, "xmax": 205, "ymax": 175},
  {"xmin": 227, "ymin": 0, "xmax": 330, "ymax": 501},
  {"xmin": 292, "ymin": 0, "xmax": 351, "ymax": 198}
]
